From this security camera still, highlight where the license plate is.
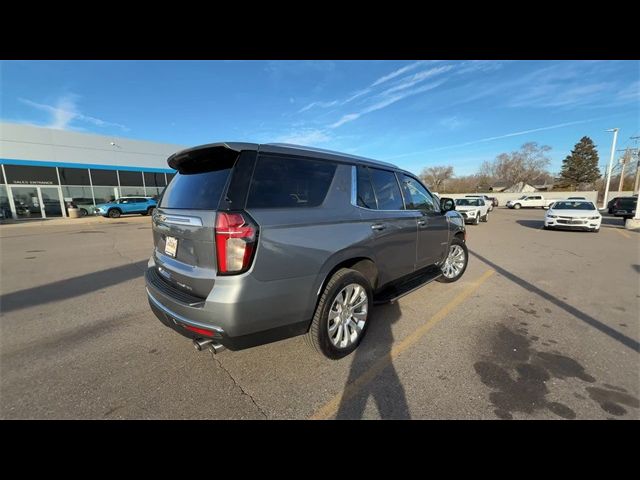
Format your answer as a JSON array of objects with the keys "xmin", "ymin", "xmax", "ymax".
[{"xmin": 165, "ymin": 236, "xmax": 178, "ymax": 257}]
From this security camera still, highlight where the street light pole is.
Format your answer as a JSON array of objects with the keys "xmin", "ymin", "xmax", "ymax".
[{"xmin": 602, "ymin": 128, "xmax": 619, "ymax": 210}]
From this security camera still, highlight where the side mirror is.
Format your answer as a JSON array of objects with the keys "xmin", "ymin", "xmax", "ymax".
[{"xmin": 441, "ymin": 197, "xmax": 456, "ymax": 212}]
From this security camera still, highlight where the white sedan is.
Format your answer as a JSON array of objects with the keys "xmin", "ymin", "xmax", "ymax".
[{"xmin": 544, "ymin": 200, "xmax": 602, "ymax": 232}]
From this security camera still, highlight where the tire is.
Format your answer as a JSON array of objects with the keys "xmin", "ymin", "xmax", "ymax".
[
  {"xmin": 592, "ymin": 228, "xmax": 600, "ymax": 233},
  {"xmin": 108, "ymin": 208, "xmax": 121, "ymax": 218},
  {"xmin": 514, "ymin": 203, "xmax": 521, "ymax": 210},
  {"xmin": 437, "ymin": 237, "xmax": 469, "ymax": 283},
  {"xmin": 481, "ymin": 212, "xmax": 488, "ymax": 222},
  {"xmin": 305, "ymin": 268, "xmax": 373, "ymax": 360},
  {"xmin": 80, "ymin": 208, "xmax": 88, "ymax": 217},
  {"xmin": 145, "ymin": 206, "xmax": 155, "ymax": 216},
  {"xmin": 474, "ymin": 213, "xmax": 480, "ymax": 225}
]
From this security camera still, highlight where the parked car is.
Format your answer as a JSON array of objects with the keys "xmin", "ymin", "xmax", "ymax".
[
  {"xmin": 465, "ymin": 194, "xmax": 494, "ymax": 211},
  {"xmin": 544, "ymin": 200, "xmax": 602, "ymax": 232},
  {"xmin": 71, "ymin": 197, "xmax": 97, "ymax": 216},
  {"xmin": 506, "ymin": 195, "xmax": 557, "ymax": 209},
  {"xmin": 612, "ymin": 197, "xmax": 637, "ymax": 220},
  {"xmin": 608, "ymin": 195, "xmax": 638, "ymax": 214},
  {"xmin": 455, "ymin": 198, "xmax": 490, "ymax": 224},
  {"xmin": 95, "ymin": 196, "xmax": 157, "ymax": 218},
  {"xmin": 145, "ymin": 142, "xmax": 468, "ymax": 359}
]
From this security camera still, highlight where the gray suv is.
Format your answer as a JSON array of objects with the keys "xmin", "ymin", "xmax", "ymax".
[{"xmin": 146, "ymin": 143, "xmax": 467, "ymax": 359}]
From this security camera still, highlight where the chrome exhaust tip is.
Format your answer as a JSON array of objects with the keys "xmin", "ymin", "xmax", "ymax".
[
  {"xmin": 193, "ymin": 338, "xmax": 214, "ymax": 351},
  {"xmin": 209, "ymin": 343, "xmax": 226, "ymax": 354}
]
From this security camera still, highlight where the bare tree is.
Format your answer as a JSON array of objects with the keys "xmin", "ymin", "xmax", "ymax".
[
  {"xmin": 480, "ymin": 142, "xmax": 552, "ymax": 186},
  {"xmin": 420, "ymin": 165, "xmax": 454, "ymax": 191}
]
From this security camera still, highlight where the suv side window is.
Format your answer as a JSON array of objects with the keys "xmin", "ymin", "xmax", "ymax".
[
  {"xmin": 247, "ymin": 155, "xmax": 337, "ymax": 209},
  {"xmin": 368, "ymin": 168, "xmax": 404, "ymax": 210},
  {"xmin": 398, "ymin": 174, "xmax": 439, "ymax": 213},
  {"xmin": 356, "ymin": 166, "xmax": 377, "ymax": 209}
]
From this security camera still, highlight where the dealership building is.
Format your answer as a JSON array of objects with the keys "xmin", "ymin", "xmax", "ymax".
[{"xmin": 0, "ymin": 122, "xmax": 185, "ymax": 219}]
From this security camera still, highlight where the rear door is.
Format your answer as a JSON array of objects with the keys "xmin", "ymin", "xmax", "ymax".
[
  {"xmin": 151, "ymin": 148, "xmax": 250, "ymax": 299},
  {"xmin": 397, "ymin": 173, "xmax": 449, "ymax": 268}
]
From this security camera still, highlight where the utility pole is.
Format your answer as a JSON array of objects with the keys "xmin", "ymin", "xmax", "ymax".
[
  {"xmin": 602, "ymin": 128, "xmax": 619, "ymax": 209},
  {"xmin": 618, "ymin": 149, "xmax": 630, "ymax": 192},
  {"xmin": 632, "ymin": 137, "xmax": 640, "ymax": 195},
  {"xmin": 629, "ymin": 137, "xmax": 640, "ymax": 227}
]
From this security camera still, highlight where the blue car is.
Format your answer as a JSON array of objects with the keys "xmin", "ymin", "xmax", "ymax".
[{"xmin": 95, "ymin": 196, "xmax": 157, "ymax": 218}]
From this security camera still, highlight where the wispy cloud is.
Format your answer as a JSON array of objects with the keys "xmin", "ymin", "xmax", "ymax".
[
  {"xmin": 274, "ymin": 128, "xmax": 331, "ymax": 145},
  {"xmin": 298, "ymin": 61, "xmax": 444, "ymax": 113},
  {"xmin": 298, "ymin": 100, "xmax": 339, "ymax": 113},
  {"xmin": 19, "ymin": 94, "xmax": 129, "ymax": 131},
  {"xmin": 509, "ymin": 82, "xmax": 612, "ymax": 108},
  {"xmin": 371, "ymin": 61, "xmax": 427, "ymax": 86},
  {"xmin": 330, "ymin": 114, "xmax": 361, "ymax": 129},
  {"xmin": 383, "ymin": 65, "xmax": 454, "ymax": 94},
  {"xmin": 617, "ymin": 81, "xmax": 639, "ymax": 101},
  {"xmin": 330, "ymin": 79, "xmax": 447, "ymax": 129},
  {"xmin": 439, "ymin": 115, "xmax": 467, "ymax": 130},
  {"xmin": 387, "ymin": 118, "xmax": 599, "ymax": 159}
]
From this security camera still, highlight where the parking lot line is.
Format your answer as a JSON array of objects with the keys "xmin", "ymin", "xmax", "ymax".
[
  {"xmin": 309, "ymin": 269, "xmax": 496, "ymax": 420},
  {"xmin": 614, "ymin": 228, "xmax": 631, "ymax": 239}
]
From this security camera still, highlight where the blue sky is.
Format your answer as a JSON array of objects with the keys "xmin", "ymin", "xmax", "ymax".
[{"xmin": 2, "ymin": 60, "xmax": 638, "ymax": 176}]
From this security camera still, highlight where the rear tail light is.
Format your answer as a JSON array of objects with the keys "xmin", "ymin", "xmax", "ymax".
[
  {"xmin": 215, "ymin": 212, "xmax": 258, "ymax": 275},
  {"xmin": 183, "ymin": 324, "xmax": 216, "ymax": 338}
]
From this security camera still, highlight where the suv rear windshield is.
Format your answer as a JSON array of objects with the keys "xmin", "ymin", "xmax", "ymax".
[
  {"xmin": 159, "ymin": 154, "xmax": 237, "ymax": 210},
  {"xmin": 247, "ymin": 155, "xmax": 336, "ymax": 208}
]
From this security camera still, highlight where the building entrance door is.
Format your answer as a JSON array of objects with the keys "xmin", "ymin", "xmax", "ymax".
[{"xmin": 10, "ymin": 186, "xmax": 65, "ymax": 219}]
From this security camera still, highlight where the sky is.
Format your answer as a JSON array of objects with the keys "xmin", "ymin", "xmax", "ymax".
[{"xmin": 1, "ymin": 60, "xmax": 638, "ymax": 176}]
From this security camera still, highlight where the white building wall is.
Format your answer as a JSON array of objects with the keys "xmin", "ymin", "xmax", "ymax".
[{"xmin": 0, "ymin": 122, "xmax": 185, "ymax": 169}]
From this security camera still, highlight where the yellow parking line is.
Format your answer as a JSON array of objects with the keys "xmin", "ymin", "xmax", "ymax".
[
  {"xmin": 309, "ymin": 268, "xmax": 496, "ymax": 420},
  {"xmin": 614, "ymin": 228, "xmax": 631, "ymax": 239}
]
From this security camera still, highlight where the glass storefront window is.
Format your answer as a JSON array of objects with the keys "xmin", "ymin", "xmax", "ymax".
[
  {"xmin": 120, "ymin": 187, "xmax": 145, "ymax": 197},
  {"xmin": 62, "ymin": 186, "xmax": 93, "ymax": 203},
  {"xmin": 1, "ymin": 185, "xmax": 12, "ymax": 219},
  {"xmin": 93, "ymin": 186, "xmax": 118, "ymax": 204},
  {"xmin": 145, "ymin": 186, "xmax": 164, "ymax": 199}
]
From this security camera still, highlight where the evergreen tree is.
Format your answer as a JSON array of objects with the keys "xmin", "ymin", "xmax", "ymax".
[{"xmin": 558, "ymin": 137, "xmax": 601, "ymax": 188}]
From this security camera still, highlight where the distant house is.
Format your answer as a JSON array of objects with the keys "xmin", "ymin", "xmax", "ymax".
[
  {"xmin": 490, "ymin": 180, "xmax": 554, "ymax": 193},
  {"xmin": 503, "ymin": 181, "xmax": 538, "ymax": 193},
  {"xmin": 488, "ymin": 181, "xmax": 510, "ymax": 192}
]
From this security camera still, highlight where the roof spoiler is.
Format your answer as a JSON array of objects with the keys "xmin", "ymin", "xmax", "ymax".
[{"xmin": 167, "ymin": 142, "xmax": 257, "ymax": 172}]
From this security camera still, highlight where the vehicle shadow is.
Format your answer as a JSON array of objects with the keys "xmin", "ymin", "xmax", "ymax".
[
  {"xmin": 468, "ymin": 249, "xmax": 640, "ymax": 353},
  {"xmin": 516, "ymin": 220, "xmax": 545, "ymax": 230},
  {"xmin": 0, "ymin": 260, "xmax": 148, "ymax": 314},
  {"xmin": 335, "ymin": 301, "xmax": 410, "ymax": 420}
]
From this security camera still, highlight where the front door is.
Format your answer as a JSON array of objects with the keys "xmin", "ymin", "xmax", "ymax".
[
  {"xmin": 10, "ymin": 186, "xmax": 65, "ymax": 219},
  {"xmin": 397, "ymin": 174, "xmax": 449, "ymax": 268}
]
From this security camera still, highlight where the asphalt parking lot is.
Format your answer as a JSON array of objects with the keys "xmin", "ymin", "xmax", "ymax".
[{"xmin": 1, "ymin": 208, "xmax": 638, "ymax": 420}]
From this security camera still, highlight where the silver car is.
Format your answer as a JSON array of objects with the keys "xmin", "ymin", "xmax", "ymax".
[{"xmin": 146, "ymin": 143, "xmax": 468, "ymax": 359}]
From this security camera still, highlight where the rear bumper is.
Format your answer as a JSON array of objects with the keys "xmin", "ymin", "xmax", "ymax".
[{"xmin": 145, "ymin": 257, "xmax": 313, "ymax": 350}]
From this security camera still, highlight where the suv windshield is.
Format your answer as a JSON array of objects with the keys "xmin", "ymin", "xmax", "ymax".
[
  {"xmin": 552, "ymin": 201, "xmax": 595, "ymax": 210},
  {"xmin": 456, "ymin": 199, "xmax": 479, "ymax": 206}
]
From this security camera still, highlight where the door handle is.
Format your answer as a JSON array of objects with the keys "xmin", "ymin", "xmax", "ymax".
[
  {"xmin": 417, "ymin": 219, "xmax": 427, "ymax": 227},
  {"xmin": 371, "ymin": 223, "xmax": 386, "ymax": 231}
]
